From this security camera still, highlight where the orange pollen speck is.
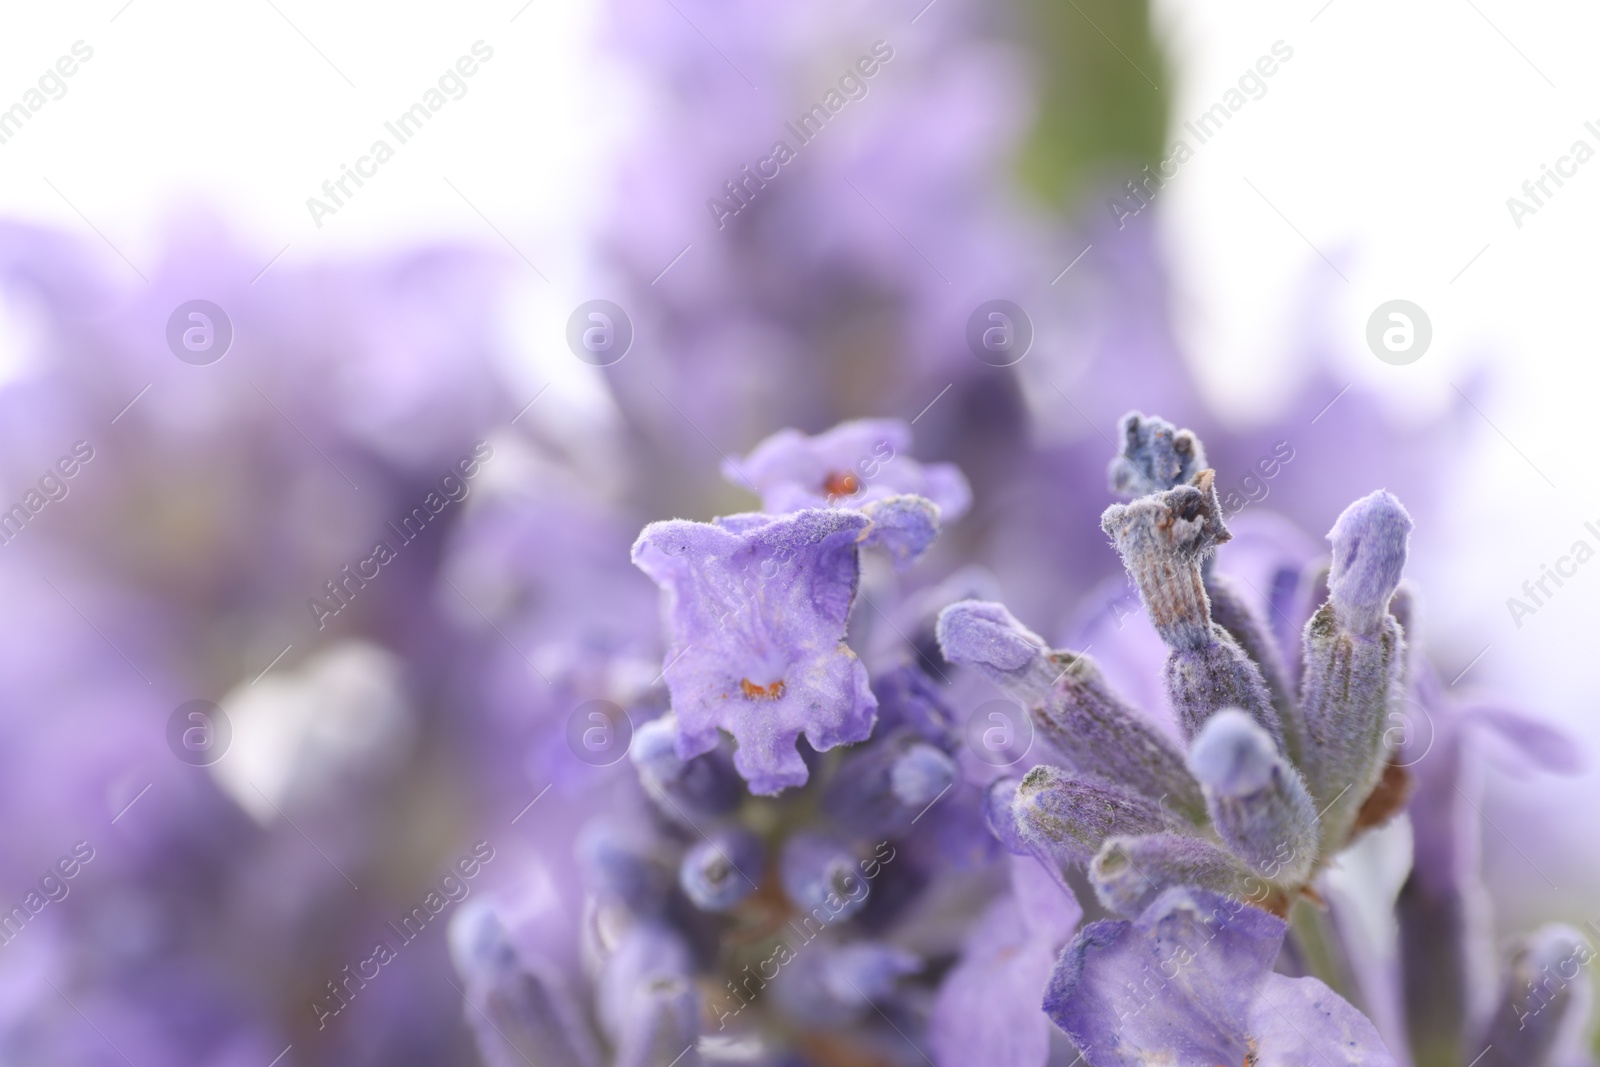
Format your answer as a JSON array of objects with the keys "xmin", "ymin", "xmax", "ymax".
[
  {"xmin": 740, "ymin": 678, "xmax": 786, "ymax": 700},
  {"xmin": 823, "ymin": 471, "xmax": 860, "ymax": 498}
]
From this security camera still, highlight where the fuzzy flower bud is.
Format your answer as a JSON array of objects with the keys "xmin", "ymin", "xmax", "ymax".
[
  {"xmin": 1089, "ymin": 832, "xmax": 1256, "ymax": 917},
  {"xmin": 938, "ymin": 600, "xmax": 1207, "ymax": 822},
  {"xmin": 780, "ymin": 833, "xmax": 870, "ymax": 921},
  {"xmin": 679, "ymin": 828, "xmax": 763, "ymax": 912},
  {"xmin": 1328, "ymin": 491, "xmax": 1413, "ymax": 635},
  {"xmin": 613, "ymin": 977, "xmax": 702, "ymax": 1067},
  {"xmin": 449, "ymin": 903, "xmax": 603, "ymax": 1067},
  {"xmin": 1299, "ymin": 491, "xmax": 1412, "ymax": 845},
  {"xmin": 1188, "ymin": 710, "xmax": 1319, "ymax": 885},
  {"xmin": 1100, "ymin": 476, "xmax": 1229, "ymax": 652},
  {"xmin": 1108, "ymin": 411, "xmax": 1209, "ymax": 497},
  {"xmin": 1013, "ymin": 765, "xmax": 1184, "ymax": 870},
  {"xmin": 1102, "ymin": 477, "xmax": 1285, "ymax": 749},
  {"xmin": 1475, "ymin": 925, "xmax": 1593, "ymax": 1067}
]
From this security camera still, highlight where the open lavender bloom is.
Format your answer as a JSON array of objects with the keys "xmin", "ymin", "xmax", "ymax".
[
  {"xmin": 727, "ymin": 419, "xmax": 972, "ymax": 520},
  {"xmin": 450, "ymin": 419, "xmax": 988, "ymax": 1067},
  {"xmin": 631, "ymin": 508, "xmax": 882, "ymax": 794}
]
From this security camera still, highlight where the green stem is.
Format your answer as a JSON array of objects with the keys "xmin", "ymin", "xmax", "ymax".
[{"xmin": 1287, "ymin": 897, "xmax": 1362, "ymax": 1010}]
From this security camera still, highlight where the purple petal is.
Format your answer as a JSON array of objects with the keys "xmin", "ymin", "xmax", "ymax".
[
  {"xmin": 728, "ymin": 418, "xmax": 971, "ymax": 519},
  {"xmin": 860, "ymin": 494, "xmax": 941, "ymax": 569},
  {"xmin": 1251, "ymin": 974, "xmax": 1398, "ymax": 1067},
  {"xmin": 1044, "ymin": 887, "xmax": 1285, "ymax": 1067},
  {"xmin": 931, "ymin": 898, "xmax": 1058, "ymax": 1067},
  {"xmin": 631, "ymin": 509, "xmax": 877, "ymax": 794}
]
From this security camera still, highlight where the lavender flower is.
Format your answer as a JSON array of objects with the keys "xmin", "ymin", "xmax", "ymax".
[
  {"xmin": 729, "ymin": 419, "xmax": 971, "ymax": 521},
  {"xmin": 631, "ymin": 508, "xmax": 879, "ymax": 794},
  {"xmin": 1044, "ymin": 887, "xmax": 1393, "ymax": 1067}
]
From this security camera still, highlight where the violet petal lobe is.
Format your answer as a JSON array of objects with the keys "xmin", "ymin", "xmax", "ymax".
[
  {"xmin": 931, "ymin": 896, "xmax": 1059, "ymax": 1067},
  {"xmin": 1043, "ymin": 886, "xmax": 1283, "ymax": 1067},
  {"xmin": 1249, "ymin": 973, "xmax": 1398, "ymax": 1067},
  {"xmin": 728, "ymin": 418, "xmax": 972, "ymax": 519},
  {"xmin": 859, "ymin": 493, "xmax": 941, "ymax": 569}
]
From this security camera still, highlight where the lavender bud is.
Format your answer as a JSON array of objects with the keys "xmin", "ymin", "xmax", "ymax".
[
  {"xmin": 1207, "ymin": 572, "xmax": 1306, "ymax": 766},
  {"xmin": 613, "ymin": 977, "xmax": 702, "ymax": 1067},
  {"xmin": 1328, "ymin": 491, "xmax": 1413, "ymax": 634},
  {"xmin": 576, "ymin": 822, "xmax": 671, "ymax": 915},
  {"xmin": 1089, "ymin": 833, "xmax": 1256, "ymax": 917},
  {"xmin": 935, "ymin": 599, "xmax": 1052, "ymax": 685},
  {"xmin": 1165, "ymin": 633, "xmax": 1283, "ymax": 751},
  {"xmin": 984, "ymin": 776, "xmax": 1028, "ymax": 855},
  {"xmin": 773, "ymin": 942, "xmax": 919, "ymax": 1027},
  {"xmin": 891, "ymin": 742, "xmax": 956, "ymax": 807},
  {"xmin": 630, "ymin": 714, "xmax": 741, "ymax": 823},
  {"xmin": 1100, "ymin": 475, "xmax": 1229, "ymax": 652},
  {"xmin": 1299, "ymin": 497, "xmax": 1410, "ymax": 845},
  {"xmin": 449, "ymin": 903, "xmax": 603, "ymax": 1067},
  {"xmin": 938, "ymin": 600, "xmax": 1206, "ymax": 822},
  {"xmin": 780, "ymin": 833, "xmax": 869, "ymax": 921},
  {"xmin": 859, "ymin": 493, "xmax": 941, "ymax": 570},
  {"xmin": 1187, "ymin": 710, "xmax": 1318, "ymax": 884},
  {"xmin": 1103, "ymin": 477, "xmax": 1284, "ymax": 747},
  {"xmin": 823, "ymin": 734, "xmax": 955, "ymax": 836},
  {"xmin": 1013, "ymin": 765, "xmax": 1183, "ymax": 870},
  {"xmin": 1475, "ymin": 926, "xmax": 1593, "ymax": 1067},
  {"xmin": 678, "ymin": 828, "xmax": 763, "ymax": 913},
  {"xmin": 597, "ymin": 923, "xmax": 696, "ymax": 1046},
  {"xmin": 1108, "ymin": 411, "xmax": 1208, "ymax": 496}
]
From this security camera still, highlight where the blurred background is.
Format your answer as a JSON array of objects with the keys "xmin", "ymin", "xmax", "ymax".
[{"xmin": 0, "ymin": 0, "xmax": 1594, "ymax": 1063}]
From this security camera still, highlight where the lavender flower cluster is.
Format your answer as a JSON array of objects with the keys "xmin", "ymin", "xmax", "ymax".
[
  {"xmin": 0, "ymin": 0, "xmax": 1586, "ymax": 1062},
  {"xmin": 448, "ymin": 412, "xmax": 1591, "ymax": 1067}
]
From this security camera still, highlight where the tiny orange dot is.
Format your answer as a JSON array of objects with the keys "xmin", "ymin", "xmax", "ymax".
[
  {"xmin": 739, "ymin": 678, "xmax": 786, "ymax": 700},
  {"xmin": 823, "ymin": 471, "xmax": 860, "ymax": 498}
]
